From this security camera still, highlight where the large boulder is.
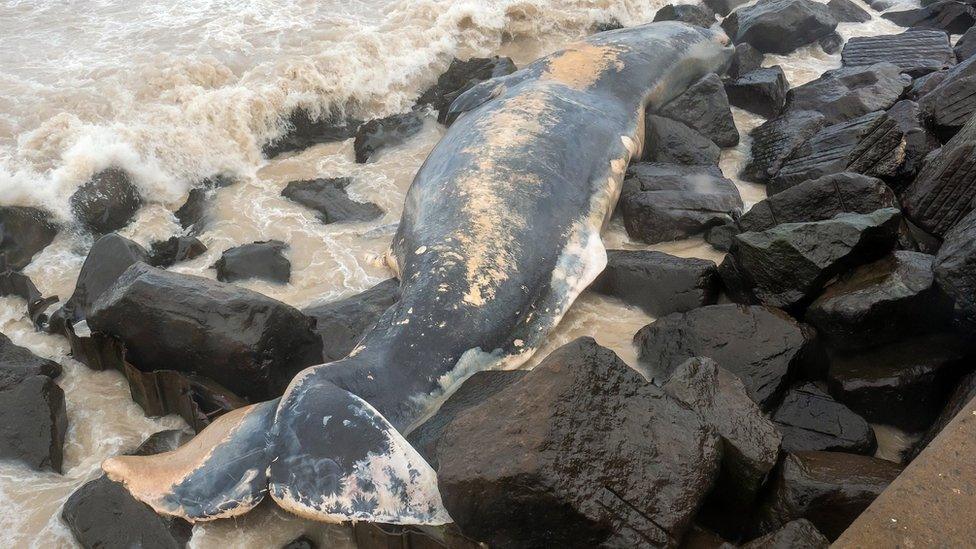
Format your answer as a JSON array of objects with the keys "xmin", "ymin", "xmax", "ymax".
[
  {"xmin": 590, "ymin": 250, "xmax": 719, "ymax": 316},
  {"xmin": 806, "ymin": 252, "xmax": 954, "ymax": 350},
  {"xmin": 635, "ymin": 304, "xmax": 813, "ymax": 410},
  {"xmin": 841, "ymin": 31, "xmax": 955, "ymax": 77},
  {"xmin": 783, "ymin": 63, "xmax": 911, "ymax": 125},
  {"xmin": 0, "ymin": 332, "xmax": 62, "ymax": 388},
  {"xmin": 917, "ymin": 54, "xmax": 976, "ymax": 138},
  {"xmin": 0, "ymin": 206, "xmax": 58, "ymax": 270},
  {"xmin": 416, "ymin": 56, "xmax": 517, "ymax": 125},
  {"xmin": 642, "ymin": 115, "xmax": 721, "ymax": 165},
  {"xmin": 0, "ymin": 374, "xmax": 67, "ymax": 472},
  {"xmin": 772, "ymin": 383, "xmax": 877, "ymax": 454},
  {"xmin": 663, "ymin": 357, "xmax": 782, "ymax": 507},
  {"xmin": 844, "ymin": 100, "xmax": 940, "ymax": 191},
  {"xmin": 721, "ymin": 0, "xmax": 838, "ymax": 55},
  {"xmin": 62, "ymin": 430, "xmax": 195, "ymax": 549},
  {"xmin": 743, "ymin": 110, "xmax": 829, "ymax": 183},
  {"xmin": 724, "ymin": 66, "xmax": 790, "ymax": 119},
  {"xmin": 435, "ymin": 338, "xmax": 722, "ymax": 547},
  {"xmin": 280, "ymin": 177, "xmax": 383, "ymax": 225},
  {"xmin": 302, "ymin": 278, "xmax": 400, "ymax": 362},
  {"xmin": 659, "ymin": 74, "xmax": 739, "ymax": 148},
  {"xmin": 722, "ymin": 208, "xmax": 901, "ymax": 310},
  {"xmin": 934, "ymin": 208, "xmax": 976, "ymax": 328},
  {"xmin": 87, "ymin": 263, "xmax": 323, "ymax": 400},
  {"xmin": 740, "ymin": 519, "xmax": 829, "ymax": 549},
  {"xmin": 618, "ymin": 163, "xmax": 742, "ymax": 244},
  {"xmin": 727, "ymin": 43, "xmax": 765, "ymax": 79},
  {"xmin": 882, "ymin": 0, "xmax": 976, "ymax": 34},
  {"xmin": 70, "ymin": 168, "xmax": 143, "ymax": 234},
  {"xmin": 653, "ymin": 3, "xmax": 717, "ymax": 27},
  {"xmin": 353, "ymin": 112, "xmax": 424, "ymax": 163},
  {"xmin": 955, "ymin": 25, "xmax": 976, "ymax": 61},
  {"xmin": 147, "ymin": 236, "xmax": 206, "ymax": 268},
  {"xmin": 901, "ymin": 112, "xmax": 976, "ymax": 237},
  {"xmin": 262, "ymin": 107, "xmax": 362, "ymax": 158},
  {"xmin": 214, "ymin": 240, "xmax": 291, "ymax": 284},
  {"xmin": 754, "ymin": 451, "xmax": 902, "ymax": 541},
  {"xmin": 827, "ymin": 0, "xmax": 871, "ymax": 22}
]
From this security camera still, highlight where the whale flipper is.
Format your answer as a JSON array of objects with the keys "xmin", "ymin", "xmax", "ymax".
[
  {"xmin": 102, "ymin": 399, "xmax": 278, "ymax": 521},
  {"xmin": 268, "ymin": 368, "xmax": 451, "ymax": 525}
]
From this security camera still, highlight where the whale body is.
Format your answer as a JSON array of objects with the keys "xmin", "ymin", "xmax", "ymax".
[{"xmin": 102, "ymin": 22, "xmax": 732, "ymax": 526}]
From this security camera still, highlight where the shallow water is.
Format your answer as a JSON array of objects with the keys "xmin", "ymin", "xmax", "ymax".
[{"xmin": 0, "ymin": 0, "xmax": 920, "ymax": 546}]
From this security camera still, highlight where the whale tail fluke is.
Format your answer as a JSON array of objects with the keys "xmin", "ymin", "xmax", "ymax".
[{"xmin": 102, "ymin": 399, "xmax": 279, "ymax": 521}]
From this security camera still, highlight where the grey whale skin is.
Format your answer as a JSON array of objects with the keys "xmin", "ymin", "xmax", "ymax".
[{"xmin": 102, "ymin": 22, "xmax": 732, "ymax": 526}]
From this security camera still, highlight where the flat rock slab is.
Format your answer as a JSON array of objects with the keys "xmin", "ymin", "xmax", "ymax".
[
  {"xmin": 302, "ymin": 279, "xmax": 400, "ymax": 362},
  {"xmin": 845, "ymin": 100, "xmax": 939, "ymax": 190},
  {"xmin": 744, "ymin": 110, "xmax": 829, "ymax": 183},
  {"xmin": 918, "ymin": 55, "xmax": 976, "ymax": 138},
  {"xmin": 841, "ymin": 31, "xmax": 955, "ymax": 77},
  {"xmin": 784, "ymin": 63, "xmax": 910, "ymax": 125},
  {"xmin": 725, "ymin": 66, "xmax": 790, "ymax": 119},
  {"xmin": 882, "ymin": 0, "xmax": 976, "ymax": 34},
  {"xmin": 772, "ymin": 382, "xmax": 877, "ymax": 454},
  {"xmin": 281, "ymin": 177, "xmax": 384, "ymax": 225},
  {"xmin": 590, "ymin": 250, "xmax": 719, "ymax": 316}
]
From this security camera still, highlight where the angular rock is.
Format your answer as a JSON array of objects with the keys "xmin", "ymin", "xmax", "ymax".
[
  {"xmin": 740, "ymin": 519, "xmax": 829, "ymax": 549},
  {"xmin": 807, "ymin": 252, "xmax": 954, "ymax": 350},
  {"xmin": 635, "ymin": 304, "xmax": 812, "ymax": 410},
  {"xmin": 918, "ymin": 54, "xmax": 976, "ymax": 138},
  {"xmin": 0, "ymin": 375, "xmax": 67, "ymax": 472},
  {"xmin": 827, "ymin": 0, "xmax": 872, "ymax": 22},
  {"xmin": 436, "ymin": 338, "xmax": 722, "ymax": 548},
  {"xmin": 842, "ymin": 31, "xmax": 954, "ymax": 78},
  {"xmin": 845, "ymin": 100, "xmax": 939, "ymax": 190},
  {"xmin": 680, "ymin": 523, "xmax": 734, "ymax": 548},
  {"xmin": 722, "ymin": 0, "xmax": 839, "ymax": 55},
  {"xmin": 754, "ymin": 451, "xmax": 902, "ymax": 541},
  {"xmin": 934, "ymin": 208, "xmax": 976, "ymax": 328},
  {"xmin": 664, "ymin": 357, "xmax": 782, "ymax": 507},
  {"xmin": 302, "ymin": 278, "xmax": 400, "ymax": 361},
  {"xmin": 262, "ymin": 107, "xmax": 362, "ymax": 158},
  {"xmin": 955, "ymin": 25, "xmax": 976, "ymax": 61},
  {"xmin": 0, "ymin": 332, "xmax": 61, "ymax": 389},
  {"xmin": 704, "ymin": 222, "xmax": 739, "ymax": 252},
  {"xmin": 214, "ymin": 240, "xmax": 290, "ymax": 284},
  {"xmin": 725, "ymin": 208, "xmax": 901, "ymax": 309},
  {"xmin": 643, "ymin": 114, "xmax": 721, "ymax": 165},
  {"xmin": 590, "ymin": 250, "xmax": 719, "ymax": 316},
  {"xmin": 772, "ymin": 383, "xmax": 877, "ymax": 454},
  {"xmin": 705, "ymin": 0, "xmax": 751, "ymax": 16},
  {"xmin": 725, "ymin": 66, "xmax": 789, "ymax": 119},
  {"xmin": 818, "ymin": 32, "xmax": 843, "ymax": 55},
  {"xmin": 416, "ymin": 56, "xmax": 517, "ymax": 125},
  {"xmin": 727, "ymin": 43, "xmax": 765, "ymax": 79},
  {"xmin": 743, "ymin": 110, "xmax": 829, "ymax": 183},
  {"xmin": 908, "ymin": 69, "xmax": 948, "ymax": 100},
  {"xmin": 660, "ymin": 74, "xmax": 739, "ymax": 148},
  {"xmin": 619, "ymin": 163, "xmax": 742, "ymax": 244},
  {"xmin": 902, "ymin": 112, "xmax": 976, "ymax": 236},
  {"xmin": 174, "ymin": 175, "xmax": 234, "ymax": 234},
  {"xmin": 826, "ymin": 333, "xmax": 967, "ymax": 431},
  {"xmin": 0, "ymin": 268, "xmax": 58, "ymax": 329},
  {"xmin": 280, "ymin": 177, "xmax": 383, "ymax": 225},
  {"xmin": 907, "ymin": 370, "xmax": 976, "ymax": 460},
  {"xmin": 653, "ymin": 3, "xmax": 716, "ymax": 27},
  {"xmin": 882, "ymin": 1, "xmax": 976, "ymax": 34},
  {"xmin": 784, "ymin": 63, "xmax": 911, "ymax": 125},
  {"xmin": 62, "ymin": 430, "xmax": 194, "ymax": 549},
  {"xmin": 770, "ymin": 111, "xmax": 885, "ymax": 192},
  {"xmin": 353, "ymin": 111, "xmax": 424, "ymax": 163},
  {"xmin": 88, "ymin": 263, "xmax": 323, "ymax": 400},
  {"xmin": 70, "ymin": 168, "xmax": 143, "ymax": 234},
  {"xmin": 0, "ymin": 206, "xmax": 58, "ymax": 270},
  {"xmin": 148, "ymin": 236, "xmax": 206, "ymax": 268}
]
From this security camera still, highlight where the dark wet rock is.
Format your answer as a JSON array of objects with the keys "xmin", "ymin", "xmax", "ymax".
[
  {"xmin": 934, "ymin": 209, "xmax": 976, "ymax": 328},
  {"xmin": 349, "ymin": 523, "xmax": 483, "ymax": 549},
  {"xmin": 806, "ymin": 251, "xmax": 953, "ymax": 350},
  {"xmin": 436, "ymin": 337, "xmax": 722, "ymax": 548},
  {"xmin": 907, "ymin": 69, "xmax": 948, "ymax": 100},
  {"xmin": 907, "ymin": 370, "xmax": 976, "ymax": 460},
  {"xmin": 842, "ymin": 31, "xmax": 954, "ymax": 78},
  {"xmin": 147, "ymin": 236, "xmax": 206, "ymax": 268},
  {"xmin": 727, "ymin": 43, "xmax": 765, "ymax": 79},
  {"xmin": 818, "ymin": 32, "xmax": 843, "ymax": 55},
  {"xmin": 955, "ymin": 25, "xmax": 976, "ymax": 61},
  {"xmin": 826, "ymin": 333, "xmax": 967, "ymax": 431},
  {"xmin": 739, "ymin": 173, "xmax": 895, "ymax": 231},
  {"xmin": 784, "ymin": 63, "xmax": 911, "ymax": 125},
  {"xmin": 591, "ymin": 250, "xmax": 719, "ymax": 316},
  {"xmin": 770, "ymin": 111, "xmax": 886, "ymax": 195},
  {"xmin": 0, "ymin": 268, "xmax": 58, "ymax": 330},
  {"xmin": 722, "ymin": 0, "xmax": 838, "ymax": 55},
  {"xmin": 827, "ymin": 0, "xmax": 872, "ymax": 22},
  {"xmin": 705, "ymin": 0, "xmax": 752, "ymax": 16},
  {"xmin": 664, "ymin": 357, "xmax": 782, "ymax": 507},
  {"xmin": 754, "ymin": 451, "xmax": 902, "ymax": 541},
  {"xmin": 743, "ymin": 110, "xmax": 829, "ymax": 183},
  {"xmin": 772, "ymin": 383, "xmax": 877, "ymax": 454},
  {"xmin": 408, "ymin": 370, "xmax": 526, "ymax": 469},
  {"xmin": 654, "ymin": 3, "xmax": 716, "ymax": 26},
  {"xmin": 724, "ymin": 208, "xmax": 901, "ymax": 310},
  {"xmin": 642, "ymin": 114, "xmax": 721, "ymax": 165},
  {"xmin": 845, "ymin": 100, "xmax": 939, "ymax": 190},
  {"xmin": 302, "ymin": 278, "xmax": 400, "ymax": 362},
  {"xmin": 619, "ymin": 163, "xmax": 742, "ymax": 244},
  {"xmin": 174, "ymin": 175, "xmax": 234, "ymax": 234},
  {"xmin": 262, "ymin": 107, "xmax": 362, "ymax": 158},
  {"xmin": 280, "ymin": 177, "xmax": 383, "ymax": 225},
  {"xmin": 52, "ymin": 233, "xmax": 149, "ymax": 330},
  {"xmin": 0, "ymin": 206, "xmax": 58, "ymax": 270},
  {"xmin": 660, "ymin": 74, "xmax": 739, "ymax": 147},
  {"xmin": 214, "ymin": 240, "xmax": 290, "ymax": 284},
  {"xmin": 680, "ymin": 523, "xmax": 734, "ymax": 548},
  {"xmin": 883, "ymin": 1, "xmax": 976, "ymax": 34},
  {"xmin": 416, "ymin": 56, "xmax": 517, "ymax": 125},
  {"xmin": 740, "ymin": 519, "xmax": 829, "ymax": 549},
  {"xmin": 0, "ymin": 374, "xmax": 66, "ymax": 472},
  {"xmin": 0, "ymin": 332, "xmax": 61, "ymax": 389},
  {"xmin": 592, "ymin": 19, "xmax": 624, "ymax": 33},
  {"xmin": 635, "ymin": 304, "xmax": 812, "ymax": 410},
  {"xmin": 70, "ymin": 168, "xmax": 143, "ymax": 234},
  {"xmin": 353, "ymin": 111, "xmax": 424, "ymax": 163},
  {"xmin": 901, "ymin": 112, "xmax": 976, "ymax": 236},
  {"xmin": 62, "ymin": 430, "xmax": 194, "ymax": 549},
  {"xmin": 725, "ymin": 66, "xmax": 790, "ymax": 118},
  {"xmin": 88, "ymin": 263, "xmax": 323, "ymax": 400},
  {"xmin": 917, "ymin": 54, "xmax": 976, "ymax": 139},
  {"xmin": 282, "ymin": 535, "xmax": 316, "ymax": 549},
  {"xmin": 704, "ymin": 222, "xmax": 739, "ymax": 252}
]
